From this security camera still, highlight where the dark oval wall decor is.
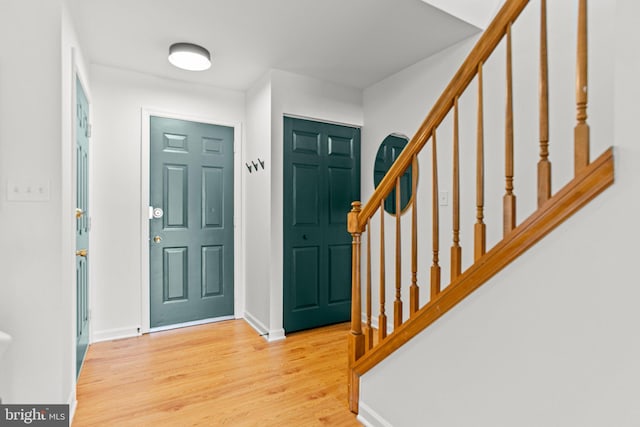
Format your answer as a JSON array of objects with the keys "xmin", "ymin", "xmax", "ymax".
[{"xmin": 373, "ymin": 133, "xmax": 416, "ymax": 215}]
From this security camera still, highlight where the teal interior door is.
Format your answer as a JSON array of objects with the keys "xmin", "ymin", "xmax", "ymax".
[
  {"xmin": 75, "ymin": 77, "xmax": 90, "ymax": 377},
  {"xmin": 283, "ymin": 117, "xmax": 361, "ymax": 333},
  {"xmin": 149, "ymin": 117, "xmax": 234, "ymax": 328}
]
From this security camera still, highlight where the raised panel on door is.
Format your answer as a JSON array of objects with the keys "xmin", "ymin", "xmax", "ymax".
[
  {"xmin": 293, "ymin": 164, "xmax": 320, "ymax": 226},
  {"xmin": 202, "ymin": 245, "xmax": 223, "ymax": 297},
  {"xmin": 328, "ymin": 166, "xmax": 352, "ymax": 225},
  {"xmin": 328, "ymin": 244, "xmax": 351, "ymax": 305},
  {"xmin": 202, "ymin": 167, "xmax": 223, "ymax": 228},
  {"xmin": 164, "ymin": 165, "xmax": 188, "ymax": 229},
  {"xmin": 163, "ymin": 247, "xmax": 188, "ymax": 301},
  {"xmin": 292, "ymin": 247, "xmax": 320, "ymax": 310},
  {"xmin": 150, "ymin": 116, "xmax": 234, "ymax": 328}
]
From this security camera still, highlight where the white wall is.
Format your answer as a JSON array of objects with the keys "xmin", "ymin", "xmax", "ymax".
[
  {"xmin": 0, "ymin": 0, "xmax": 89, "ymax": 405},
  {"xmin": 242, "ymin": 70, "xmax": 363, "ymax": 338},
  {"xmin": 243, "ymin": 74, "xmax": 272, "ymax": 333},
  {"xmin": 90, "ymin": 65, "xmax": 245, "ymax": 339},
  {"xmin": 358, "ymin": 0, "xmax": 636, "ymax": 425}
]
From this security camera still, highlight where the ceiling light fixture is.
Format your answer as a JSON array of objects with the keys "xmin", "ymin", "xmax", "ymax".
[{"xmin": 168, "ymin": 42, "xmax": 211, "ymax": 71}]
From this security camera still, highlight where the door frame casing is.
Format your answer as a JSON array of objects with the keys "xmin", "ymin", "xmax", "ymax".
[{"xmin": 140, "ymin": 108, "xmax": 244, "ymax": 333}]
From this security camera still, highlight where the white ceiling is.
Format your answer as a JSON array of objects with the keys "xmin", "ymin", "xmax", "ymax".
[
  {"xmin": 67, "ymin": 0, "xmax": 480, "ymax": 91},
  {"xmin": 421, "ymin": 0, "xmax": 503, "ymax": 29}
]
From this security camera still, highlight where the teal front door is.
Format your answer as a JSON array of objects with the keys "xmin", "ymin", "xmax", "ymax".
[
  {"xmin": 283, "ymin": 117, "xmax": 361, "ymax": 333},
  {"xmin": 75, "ymin": 77, "xmax": 90, "ymax": 377},
  {"xmin": 149, "ymin": 117, "xmax": 234, "ymax": 328}
]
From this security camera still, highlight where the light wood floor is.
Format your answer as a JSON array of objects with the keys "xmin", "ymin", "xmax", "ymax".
[{"xmin": 74, "ymin": 320, "xmax": 361, "ymax": 426}]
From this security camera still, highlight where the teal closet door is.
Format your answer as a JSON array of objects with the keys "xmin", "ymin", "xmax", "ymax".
[{"xmin": 283, "ymin": 117, "xmax": 361, "ymax": 333}]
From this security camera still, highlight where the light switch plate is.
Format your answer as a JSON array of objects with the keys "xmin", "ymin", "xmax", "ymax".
[{"xmin": 7, "ymin": 181, "xmax": 50, "ymax": 202}]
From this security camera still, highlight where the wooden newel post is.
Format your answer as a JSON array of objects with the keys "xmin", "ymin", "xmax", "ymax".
[{"xmin": 347, "ymin": 201, "xmax": 365, "ymax": 413}]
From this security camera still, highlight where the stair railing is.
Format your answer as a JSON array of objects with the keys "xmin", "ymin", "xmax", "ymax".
[{"xmin": 347, "ymin": 0, "xmax": 614, "ymax": 413}]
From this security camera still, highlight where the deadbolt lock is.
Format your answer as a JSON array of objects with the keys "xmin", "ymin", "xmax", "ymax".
[
  {"xmin": 76, "ymin": 249, "xmax": 88, "ymax": 257},
  {"xmin": 75, "ymin": 208, "xmax": 84, "ymax": 219},
  {"xmin": 153, "ymin": 236, "xmax": 162, "ymax": 243}
]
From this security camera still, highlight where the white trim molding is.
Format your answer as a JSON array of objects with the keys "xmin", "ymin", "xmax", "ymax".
[
  {"xmin": 357, "ymin": 401, "xmax": 394, "ymax": 427},
  {"xmin": 267, "ymin": 328, "xmax": 286, "ymax": 342},
  {"xmin": 243, "ymin": 311, "xmax": 269, "ymax": 337},
  {"xmin": 92, "ymin": 326, "xmax": 141, "ymax": 343},
  {"xmin": 243, "ymin": 312, "xmax": 286, "ymax": 342}
]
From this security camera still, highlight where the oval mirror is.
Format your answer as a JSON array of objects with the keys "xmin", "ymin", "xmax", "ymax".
[{"xmin": 373, "ymin": 134, "xmax": 416, "ymax": 215}]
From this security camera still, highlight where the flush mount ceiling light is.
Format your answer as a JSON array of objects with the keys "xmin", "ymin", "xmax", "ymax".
[{"xmin": 168, "ymin": 42, "xmax": 211, "ymax": 71}]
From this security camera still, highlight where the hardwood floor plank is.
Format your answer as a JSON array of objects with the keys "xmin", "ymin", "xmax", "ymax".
[{"xmin": 74, "ymin": 320, "xmax": 361, "ymax": 426}]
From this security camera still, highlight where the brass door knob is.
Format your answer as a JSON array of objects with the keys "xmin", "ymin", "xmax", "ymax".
[
  {"xmin": 75, "ymin": 208, "xmax": 84, "ymax": 219},
  {"xmin": 76, "ymin": 249, "xmax": 88, "ymax": 257},
  {"xmin": 153, "ymin": 236, "xmax": 162, "ymax": 243}
]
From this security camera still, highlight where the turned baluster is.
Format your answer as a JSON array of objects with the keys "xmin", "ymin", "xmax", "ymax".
[
  {"xmin": 504, "ymin": 22, "xmax": 516, "ymax": 235},
  {"xmin": 378, "ymin": 200, "xmax": 387, "ymax": 341},
  {"xmin": 431, "ymin": 130, "xmax": 441, "ymax": 299},
  {"xmin": 409, "ymin": 154, "xmax": 419, "ymax": 316},
  {"xmin": 538, "ymin": 0, "xmax": 551, "ymax": 207},
  {"xmin": 394, "ymin": 177, "xmax": 403, "ymax": 329},
  {"xmin": 575, "ymin": 0, "xmax": 590, "ymax": 174},
  {"xmin": 451, "ymin": 97, "xmax": 462, "ymax": 281},
  {"xmin": 475, "ymin": 62, "xmax": 487, "ymax": 260},
  {"xmin": 364, "ymin": 218, "xmax": 373, "ymax": 351}
]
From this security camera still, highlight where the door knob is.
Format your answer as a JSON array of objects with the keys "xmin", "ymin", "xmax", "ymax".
[
  {"xmin": 76, "ymin": 249, "xmax": 88, "ymax": 257},
  {"xmin": 153, "ymin": 236, "xmax": 162, "ymax": 243},
  {"xmin": 75, "ymin": 208, "xmax": 84, "ymax": 219}
]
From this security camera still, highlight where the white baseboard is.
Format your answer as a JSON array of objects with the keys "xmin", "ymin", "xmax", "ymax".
[
  {"xmin": 92, "ymin": 326, "xmax": 141, "ymax": 343},
  {"xmin": 243, "ymin": 312, "xmax": 286, "ymax": 342},
  {"xmin": 357, "ymin": 401, "xmax": 393, "ymax": 427},
  {"xmin": 67, "ymin": 388, "xmax": 77, "ymax": 426},
  {"xmin": 267, "ymin": 328, "xmax": 286, "ymax": 342},
  {"xmin": 243, "ymin": 311, "xmax": 269, "ymax": 336}
]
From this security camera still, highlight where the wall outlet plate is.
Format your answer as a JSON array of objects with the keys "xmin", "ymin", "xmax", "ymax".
[{"xmin": 439, "ymin": 191, "xmax": 449, "ymax": 206}]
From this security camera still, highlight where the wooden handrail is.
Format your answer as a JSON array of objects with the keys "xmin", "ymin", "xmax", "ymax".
[
  {"xmin": 356, "ymin": 0, "xmax": 530, "ymax": 226},
  {"xmin": 347, "ymin": 0, "xmax": 613, "ymax": 415}
]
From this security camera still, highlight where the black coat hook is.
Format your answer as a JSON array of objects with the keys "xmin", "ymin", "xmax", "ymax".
[
  {"xmin": 257, "ymin": 158, "xmax": 265, "ymax": 169},
  {"xmin": 245, "ymin": 163, "xmax": 253, "ymax": 173},
  {"xmin": 252, "ymin": 161, "xmax": 259, "ymax": 171}
]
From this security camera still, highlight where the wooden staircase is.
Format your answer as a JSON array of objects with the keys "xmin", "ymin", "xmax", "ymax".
[{"xmin": 346, "ymin": 0, "xmax": 614, "ymax": 413}]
